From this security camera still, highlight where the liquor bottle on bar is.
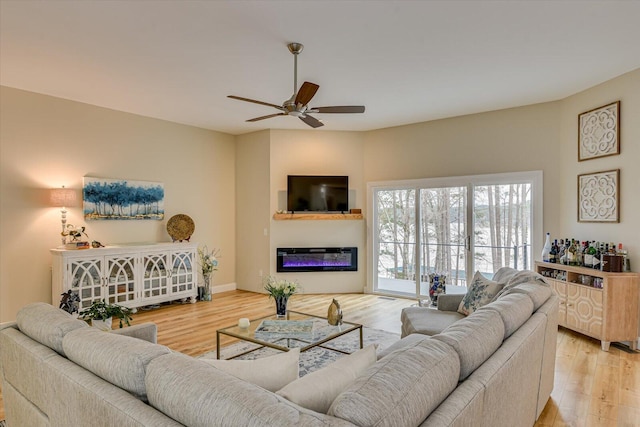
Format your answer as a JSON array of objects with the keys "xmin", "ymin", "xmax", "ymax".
[
  {"xmin": 567, "ymin": 240, "xmax": 577, "ymax": 266},
  {"xmin": 542, "ymin": 233, "xmax": 551, "ymax": 262}
]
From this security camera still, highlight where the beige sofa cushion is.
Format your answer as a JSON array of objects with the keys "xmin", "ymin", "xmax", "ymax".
[
  {"xmin": 16, "ymin": 302, "xmax": 88, "ymax": 356},
  {"xmin": 328, "ymin": 339, "xmax": 459, "ymax": 427},
  {"xmin": 500, "ymin": 283, "xmax": 552, "ymax": 310},
  {"xmin": 202, "ymin": 348, "xmax": 300, "ymax": 392},
  {"xmin": 478, "ymin": 293, "xmax": 534, "ymax": 339},
  {"xmin": 62, "ymin": 327, "xmax": 171, "ymax": 402},
  {"xmin": 432, "ymin": 309, "xmax": 505, "ymax": 381},
  {"xmin": 146, "ymin": 353, "xmax": 353, "ymax": 426},
  {"xmin": 277, "ymin": 345, "xmax": 377, "ymax": 413}
]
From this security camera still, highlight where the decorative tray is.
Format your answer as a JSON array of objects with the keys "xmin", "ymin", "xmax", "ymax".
[{"xmin": 166, "ymin": 214, "xmax": 195, "ymax": 242}]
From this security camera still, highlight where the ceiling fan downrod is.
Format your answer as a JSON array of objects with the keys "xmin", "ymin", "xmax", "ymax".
[{"xmin": 288, "ymin": 42, "xmax": 304, "ymax": 99}]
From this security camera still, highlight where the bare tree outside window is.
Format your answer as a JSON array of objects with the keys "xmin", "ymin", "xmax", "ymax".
[{"xmin": 373, "ymin": 176, "xmax": 535, "ymax": 297}]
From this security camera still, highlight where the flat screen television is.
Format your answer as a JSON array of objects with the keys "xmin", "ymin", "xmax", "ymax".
[{"xmin": 287, "ymin": 175, "xmax": 349, "ymax": 213}]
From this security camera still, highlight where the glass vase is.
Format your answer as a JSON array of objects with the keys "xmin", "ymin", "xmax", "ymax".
[
  {"xmin": 275, "ymin": 295, "xmax": 288, "ymax": 317},
  {"xmin": 202, "ymin": 274, "xmax": 212, "ymax": 301}
]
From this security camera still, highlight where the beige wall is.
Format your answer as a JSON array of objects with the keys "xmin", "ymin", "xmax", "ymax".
[
  {"xmin": 558, "ymin": 69, "xmax": 640, "ymax": 261},
  {"xmin": 362, "ymin": 101, "xmax": 563, "ymax": 265},
  {"xmin": 268, "ymin": 130, "xmax": 366, "ymax": 293},
  {"xmin": 0, "ymin": 86, "xmax": 236, "ymax": 322},
  {"xmin": 235, "ymin": 130, "xmax": 271, "ymax": 293},
  {"xmin": 3, "ymin": 68, "xmax": 638, "ymax": 321}
]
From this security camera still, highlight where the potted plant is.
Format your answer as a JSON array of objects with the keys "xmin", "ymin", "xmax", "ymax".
[
  {"xmin": 79, "ymin": 299, "xmax": 133, "ymax": 330},
  {"xmin": 264, "ymin": 276, "xmax": 300, "ymax": 317}
]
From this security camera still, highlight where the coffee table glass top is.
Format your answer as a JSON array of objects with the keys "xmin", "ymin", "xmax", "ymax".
[{"xmin": 216, "ymin": 310, "xmax": 362, "ymax": 359}]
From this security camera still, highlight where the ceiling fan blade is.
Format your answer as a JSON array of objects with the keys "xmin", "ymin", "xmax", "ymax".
[
  {"xmin": 247, "ymin": 113, "xmax": 287, "ymax": 122},
  {"xmin": 299, "ymin": 114, "xmax": 324, "ymax": 128},
  {"xmin": 228, "ymin": 95, "xmax": 284, "ymax": 111},
  {"xmin": 311, "ymin": 106, "xmax": 365, "ymax": 114},
  {"xmin": 295, "ymin": 82, "xmax": 319, "ymax": 106}
]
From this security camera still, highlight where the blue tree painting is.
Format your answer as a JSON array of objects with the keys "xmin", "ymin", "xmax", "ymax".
[{"xmin": 83, "ymin": 177, "xmax": 165, "ymax": 220}]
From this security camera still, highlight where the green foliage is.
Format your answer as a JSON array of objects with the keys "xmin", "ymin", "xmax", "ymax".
[{"xmin": 80, "ymin": 299, "xmax": 133, "ymax": 328}]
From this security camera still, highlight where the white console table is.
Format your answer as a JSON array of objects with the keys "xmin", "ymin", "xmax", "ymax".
[{"xmin": 51, "ymin": 242, "xmax": 198, "ymax": 311}]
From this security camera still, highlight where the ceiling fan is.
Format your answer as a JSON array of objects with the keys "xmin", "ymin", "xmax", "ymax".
[{"xmin": 228, "ymin": 42, "xmax": 365, "ymax": 128}]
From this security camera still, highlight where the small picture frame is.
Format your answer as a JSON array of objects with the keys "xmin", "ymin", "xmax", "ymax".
[
  {"xmin": 578, "ymin": 101, "xmax": 620, "ymax": 161},
  {"xmin": 577, "ymin": 169, "xmax": 620, "ymax": 223}
]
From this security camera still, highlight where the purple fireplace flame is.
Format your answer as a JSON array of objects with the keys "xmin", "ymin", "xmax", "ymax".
[{"xmin": 277, "ymin": 247, "xmax": 358, "ymax": 272}]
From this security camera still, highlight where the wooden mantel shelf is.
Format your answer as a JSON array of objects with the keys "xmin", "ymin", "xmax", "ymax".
[{"xmin": 273, "ymin": 213, "xmax": 364, "ymax": 221}]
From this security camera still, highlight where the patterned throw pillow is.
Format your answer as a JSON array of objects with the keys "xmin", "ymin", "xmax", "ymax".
[{"xmin": 457, "ymin": 271, "xmax": 504, "ymax": 316}]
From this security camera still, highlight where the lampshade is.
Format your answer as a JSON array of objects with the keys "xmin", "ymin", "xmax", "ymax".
[{"xmin": 50, "ymin": 186, "xmax": 77, "ymax": 208}]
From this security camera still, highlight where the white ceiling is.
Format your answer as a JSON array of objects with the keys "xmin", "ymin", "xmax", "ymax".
[{"xmin": 1, "ymin": 1, "xmax": 639, "ymax": 136}]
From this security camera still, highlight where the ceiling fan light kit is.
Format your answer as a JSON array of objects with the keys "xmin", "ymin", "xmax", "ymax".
[{"xmin": 228, "ymin": 42, "xmax": 365, "ymax": 128}]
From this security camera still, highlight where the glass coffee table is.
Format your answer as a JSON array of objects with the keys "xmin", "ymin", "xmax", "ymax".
[{"xmin": 216, "ymin": 310, "xmax": 363, "ymax": 359}]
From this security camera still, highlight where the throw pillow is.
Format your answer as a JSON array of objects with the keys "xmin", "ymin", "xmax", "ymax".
[
  {"xmin": 457, "ymin": 271, "xmax": 503, "ymax": 316},
  {"xmin": 276, "ymin": 344, "xmax": 378, "ymax": 413},
  {"xmin": 201, "ymin": 347, "xmax": 299, "ymax": 392}
]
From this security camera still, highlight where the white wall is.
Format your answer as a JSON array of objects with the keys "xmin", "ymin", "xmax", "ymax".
[{"xmin": 0, "ymin": 86, "xmax": 236, "ymax": 322}]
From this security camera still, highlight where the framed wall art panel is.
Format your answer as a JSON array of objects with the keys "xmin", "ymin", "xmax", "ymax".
[
  {"xmin": 577, "ymin": 169, "xmax": 619, "ymax": 223},
  {"xmin": 578, "ymin": 101, "xmax": 620, "ymax": 161},
  {"xmin": 83, "ymin": 177, "xmax": 165, "ymax": 220}
]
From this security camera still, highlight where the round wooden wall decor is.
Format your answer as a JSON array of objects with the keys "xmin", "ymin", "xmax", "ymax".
[{"xmin": 166, "ymin": 214, "xmax": 195, "ymax": 242}]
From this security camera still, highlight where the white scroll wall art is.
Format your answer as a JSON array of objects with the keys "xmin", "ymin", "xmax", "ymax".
[
  {"xmin": 578, "ymin": 169, "xmax": 619, "ymax": 223},
  {"xmin": 578, "ymin": 101, "xmax": 620, "ymax": 161}
]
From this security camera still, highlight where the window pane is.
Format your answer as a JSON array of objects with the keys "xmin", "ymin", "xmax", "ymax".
[
  {"xmin": 375, "ymin": 189, "xmax": 416, "ymax": 295},
  {"xmin": 473, "ymin": 183, "xmax": 532, "ymax": 277},
  {"xmin": 419, "ymin": 187, "xmax": 467, "ymax": 294}
]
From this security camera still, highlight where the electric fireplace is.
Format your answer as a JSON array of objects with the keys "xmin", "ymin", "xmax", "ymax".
[{"xmin": 276, "ymin": 247, "xmax": 358, "ymax": 272}]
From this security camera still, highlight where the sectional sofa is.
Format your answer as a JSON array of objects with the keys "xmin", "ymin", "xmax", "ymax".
[{"xmin": 0, "ymin": 267, "xmax": 557, "ymax": 426}]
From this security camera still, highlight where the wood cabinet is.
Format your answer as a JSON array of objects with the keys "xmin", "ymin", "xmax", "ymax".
[
  {"xmin": 535, "ymin": 261, "xmax": 639, "ymax": 351},
  {"xmin": 51, "ymin": 242, "xmax": 198, "ymax": 311}
]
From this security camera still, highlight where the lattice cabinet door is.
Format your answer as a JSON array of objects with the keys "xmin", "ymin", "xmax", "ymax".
[
  {"xmin": 171, "ymin": 250, "xmax": 196, "ymax": 295},
  {"xmin": 141, "ymin": 252, "xmax": 170, "ymax": 301},
  {"xmin": 105, "ymin": 254, "xmax": 137, "ymax": 306},
  {"xmin": 67, "ymin": 258, "xmax": 104, "ymax": 310},
  {"xmin": 549, "ymin": 279, "xmax": 567, "ymax": 327},
  {"xmin": 566, "ymin": 283, "xmax": 603, "ymax": 338}
]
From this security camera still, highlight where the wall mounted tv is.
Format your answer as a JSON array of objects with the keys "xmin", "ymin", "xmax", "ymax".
[{"xmin": 287, "ymin": 175, "xmax": 349, "ymax": 213}]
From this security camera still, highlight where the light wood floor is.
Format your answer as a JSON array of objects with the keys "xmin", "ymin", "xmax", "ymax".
[{"xmin": 1, "ymin": 290, "xmax": 638, "ymax": 426}]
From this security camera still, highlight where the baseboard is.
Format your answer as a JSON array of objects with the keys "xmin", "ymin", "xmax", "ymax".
[{"xmin": 212, "ymin": 282, "xmax": 236, "ymax": 294}]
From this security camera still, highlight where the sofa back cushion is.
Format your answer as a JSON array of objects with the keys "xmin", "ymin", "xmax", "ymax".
[
  {"xmin": 478, "ymin": 293, "xmax": 534, "ymax": 339},
  {"xmin": 16, "ymin": 302, "xmax": 88, "ymax": 356},
  {"xmin": 62, "ymin": 327, "xmax": 171, "ymax": 402},
  {"xmin": 499, "ymin": 283, "xmax": 552, "ymax": 311},
  {"xmin": 146, "ymin": 353, "xmax": 352, "ymax": 426},
  {"xmin": 328, "ymin": 339, "xmax": 459, "ymax": 427},
  {"xmin": 432, "ymin": 309, "xmax": 505, "ymax": 381}
]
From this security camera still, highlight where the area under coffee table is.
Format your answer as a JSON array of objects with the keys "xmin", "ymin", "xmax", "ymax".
[{"xmin": 216, "ymin": 310, "xmax": 363, "ymax": 359}]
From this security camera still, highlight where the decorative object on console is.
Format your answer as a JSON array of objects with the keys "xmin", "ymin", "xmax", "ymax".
[
  {"xmin": 578, "ymin": 101, "xmax": 620, "ymax": 161},
  {"xmin": 578, "ymin": 169, "xmax": 620, "ymax": 223},
  {"xmin": 50, "ymin": 185, "xmax": 78, "ymax": 245},
  {"xmin": 59, "ymin": 290, "xmax": 80, "ymax": 315},
  {"xmin": 61, "ymin": 224, "xmax": 90, "ymax": 249},
  {"xmin": 327, "ymin": 298, "xmax": 343, "ymax": 325},
  {"xmin": 198, "ymin": 245, "xmax": 219, "ymax": 301},
  {"xmin": 264, "ymin": 276, "xmax": 300, "ymax": 317},
  {"xmin": 167, "ymin": 214, "xmax": 195, "ymax": 242},
  {"xmin": 79, "ymin": 299, "xmax": 133, "ymax": 330},
  {"xmin": 428, "ymin": 273, "xmax": 446, "ymax": 306},
  {"xmin": 83, "ymin": 177, "xmax": 164, "ymax": 220}
]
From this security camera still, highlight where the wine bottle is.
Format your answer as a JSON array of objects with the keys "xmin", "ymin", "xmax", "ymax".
[
  {"xmin": 542, "ymin": 233, "xmax": 551, "ymax": 262},
  {"xmin": 567, "ymin": 240, "xmax": 577, "ymax": 266}
]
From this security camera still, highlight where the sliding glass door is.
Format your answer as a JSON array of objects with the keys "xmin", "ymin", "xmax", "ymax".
[{"xmin": 371, "ymin": 172, "xmax": 541, "ymax": 298}]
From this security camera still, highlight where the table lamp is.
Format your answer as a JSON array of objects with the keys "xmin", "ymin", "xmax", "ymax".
[{"xmin": 50, "ymin": 186, "xmax": 78, "ymax": 245}]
